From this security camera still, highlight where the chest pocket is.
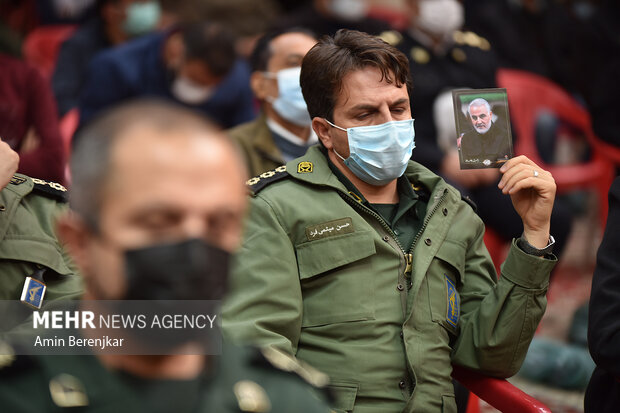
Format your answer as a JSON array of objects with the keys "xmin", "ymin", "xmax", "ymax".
[
  {"xmin": 426, "ymin": 239, "xmax": 466, "ymax": 336},
  {"xmin": 295, "ymin": 230, "xmax": 376, "ymax": 327}
]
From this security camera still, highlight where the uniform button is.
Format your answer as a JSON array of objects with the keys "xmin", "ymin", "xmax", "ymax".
[
  {"xmin": 0, "ymin": 205, "xmax": 5, "ymax": 211},
  {"xmin": 399, "ymin": 380, "xmax": 406, "ymax": 389},
  {"xmin": 408, "ymin": 281, "xmax": 413, "ymax": 289},
  {"xmin": 424, "ymin": 238, "xmax": 432, "ymax": 246},
  {"xmin": 399, "ymin": 331, "xmax": 404, "ymax": 338},
  {"xmin": 397, "ymin": 284, "xmax": 404, "ymax": 291},
  {"xmin": 442, "ymin": 208, "xmax": 448, "ymax": 216},
  {"xmin": 382, "ymin": 235, "xmax": 390, "ymax": 242}
]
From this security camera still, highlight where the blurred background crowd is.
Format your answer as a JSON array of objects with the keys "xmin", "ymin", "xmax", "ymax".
[{"xmin": 1, "ymin": 0, "xmax": 618, "ymax": 411}]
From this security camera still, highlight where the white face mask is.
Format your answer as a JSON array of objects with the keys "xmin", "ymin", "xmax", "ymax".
[
  {"xmin": 414, "ymin": 0, "xmax": 464, "ymax": 38},
  {"xmin": 171, "ymin": 76, "xmax": 214, "ymax": 105},
  {"xmin": 328, "ymin": 0, "xmax": 370, "ymax": 21},
  {"xmin": 264, "ymin": 67, "xmax": 311, "ymax": 127}
]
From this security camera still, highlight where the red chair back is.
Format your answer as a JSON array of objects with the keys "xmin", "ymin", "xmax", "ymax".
[
  {"xmin": 453, "ymin": 365, "xmax": 552, "ymax": 413},
  {"xmin": 22, "ymin": 25, "xmax": 77, "ymax": 79},
  {"xmin": 497, "ymin": 68, "xmax": 615, "ymax": 227}
]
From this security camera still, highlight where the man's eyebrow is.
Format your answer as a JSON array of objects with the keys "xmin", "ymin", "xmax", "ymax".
[
  {"xmin": 349, "ymin": 99, "xmax": 410, "ymax": 112},
  {"xmin": 349, "ymin": 104, "xmax": 379, "ymax": 112},
  {"xmin": 390, "ymin": 98, "xmax": 409, "ymax": 106}
]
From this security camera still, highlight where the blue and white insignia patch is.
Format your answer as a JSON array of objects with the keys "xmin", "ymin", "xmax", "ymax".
[
  {"xmin": 445, "ymin": 274, "xmax": 459, "ymax": 328},
  {"xmin": 20, "ymin": 277, "xmax": 46, "ymax": 309}
]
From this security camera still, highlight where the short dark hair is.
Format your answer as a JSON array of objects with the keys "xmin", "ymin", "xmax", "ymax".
[
  {"xmin": 249, "ymin": 27, "xmax": 317, "ymax": 73},
  {"xmin": 181, "ymin": 22, "xmax": 237, "ymax": 77},
  {"xmin": 300, "ymin": 29, "xmax": 412, "ymax": 121},
  {"xmin": 71, "ymin": 99, "xmax": 225, "ymax": 230}
]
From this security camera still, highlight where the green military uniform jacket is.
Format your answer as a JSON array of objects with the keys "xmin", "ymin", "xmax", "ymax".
[
  {"xmin": 223, "ymin": 146, "xmax": 556, "ymax": 412},
  {"xmin": 228, "ymin": 114, "xmax": 285, "ymax": 178},
  {"xmin": 0, "ymin": 343, "xmax": 331, "ymax": 412},
  {"xmin": 0, "ymin": 174, "xmax": 82, "ymax": 307}
]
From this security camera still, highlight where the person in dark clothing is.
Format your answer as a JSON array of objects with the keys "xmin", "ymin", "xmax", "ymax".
[
  {"xmin": 274, "ymin": 0, "xmax": 391, "ymax": 37},
  {"xmin": 585, "ymin": 176, "xmax": 620, "ymax": 413},
  {"xmin": 53, "ymin": 0, "xmax": 162, "ymax": 116},
  {"xmin": 77, "ymin": 21, "xmax": 255, "ymax": 133},
  {"xmin": 0, "ymin": 54, "xmax": 66, "ymax": 184},
  {"xmin": 387, "ymin": 0, "xmax": 573, "ymax": 260}
]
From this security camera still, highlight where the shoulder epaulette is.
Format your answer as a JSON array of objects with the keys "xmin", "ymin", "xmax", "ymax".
[
  {"xmin": 452, "ymin": 30, "xmax": 491, "ymax": 51},
  {"xmin": 378, "ymin": 30, "xmax": 403, "ymax": 47},
  {"xmin": 246, "ymin": 166, "xmax": 289, "ymax": 195},
  {"xmin": 256, "ymin": 347, "xmax": 329, "ymax": 389},
  {"xmin": 30, "ymin": 178, "xmax": 68, "ymax": 203},
  {"xmin": 461, "ymin": 195, "xmax": 477, "ymax": 212}
]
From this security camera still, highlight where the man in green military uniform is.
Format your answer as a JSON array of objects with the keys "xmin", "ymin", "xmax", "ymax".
[
  {"xmin": 228, "ymin": 28, "xmax": 318, "ymax": 177},
  {"xmin": 0, "ymin": 138, "xmax": 82, "ymax": 313},
  {"xmin": 223, "ymin": 30, "xmax": 558, "ymax": 412},
  {"xmin": 0, "ymin": 101, "xmax": 330, "ymax": 413}
]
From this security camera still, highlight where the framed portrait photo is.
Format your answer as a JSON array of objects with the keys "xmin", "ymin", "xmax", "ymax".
[{"xmin": 452, "ymin": 88, "xmax": 514, "ymax": 169}]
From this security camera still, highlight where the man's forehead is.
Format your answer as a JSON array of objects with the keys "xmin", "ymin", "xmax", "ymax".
[
  {"xmin": 337, "ymin": 67, "xmax": 409, "ymax": 107},
  {"xmin": 471, "ymin": 104, "xmax": 490, "ymax": 112},
  {"xmin": 269, "ymin": 33, "xmax": 316, "ymax": 63},
  {"xmin": 108, "ymin": 123, "xmax": 231, "ymax": 184}
]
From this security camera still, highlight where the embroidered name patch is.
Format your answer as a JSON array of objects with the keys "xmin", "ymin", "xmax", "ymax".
[
  {"xmin": 445, "ymin": 274, "xmax": 459, "ymax": 328},
  {"xmin": 305, "ymin": 218, "xmax": 354, "ymax": 241}
]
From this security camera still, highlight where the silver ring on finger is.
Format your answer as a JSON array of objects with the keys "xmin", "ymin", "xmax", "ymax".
[{"xmin": 533, "ymin": 170, "xmax": 539, "ymax": 178}]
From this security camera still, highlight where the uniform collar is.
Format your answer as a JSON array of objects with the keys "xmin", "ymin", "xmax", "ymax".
[
  {"xmin": 286, "ymin": 145, "xmax": 449, "ymax": 202},
  {"xmin": 250, "ymin": 114, "xmax": 285, "ymax": 164}
]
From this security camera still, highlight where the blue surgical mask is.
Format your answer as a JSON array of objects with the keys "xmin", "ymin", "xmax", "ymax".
[
  {"xmin": 123, "ymin": 1, "xmax": 161, "ymax": 37},
  {"xmin": 265, "ymin": 67, "xmax": 312, "ymax": 127},
  {"xmin": 327, "ymin": 118, "xmax": 415, "ymax": 186}
]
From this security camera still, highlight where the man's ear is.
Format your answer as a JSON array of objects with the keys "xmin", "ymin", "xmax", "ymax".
[
  {"xmin": 250, "ymin": 72, "xmax": 269, "ymax": 101},
  {"xmin": 312, "ymin": 117, "xmax": 333, "ymax": 149},
  {"xmin": 56, "ymin": 211, "xmax": 93, "ymax": 277}
]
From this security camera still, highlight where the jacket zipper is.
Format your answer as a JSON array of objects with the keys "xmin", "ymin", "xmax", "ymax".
[
  {"xmin": 338, "ymin": 187, "xmax": 448, "ymax": 276},
  {"xmin": 409, "ymin": 188, "xmax": 448, "ymax": 254}
]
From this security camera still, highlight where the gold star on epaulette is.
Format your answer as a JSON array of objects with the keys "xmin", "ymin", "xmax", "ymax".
[
  {"xmin": 378, "ymin": 30, "xmax": 402, "ymax": 46},
  {"xmin": 234, "ymin": 380, "xmax": 271, "ymax": 412},
  {"xmin": 410, "ymin": 46, "xmax": 430, "ymax": 64},
  {"xmin": 0, "ymin": 340, "xmax": 15, "ymax": 369},
  {"xmin": 453, "ymin": 30, "xmax": 491, "ymax": 51},
  {"xmin": 451, "ymin": 48, "xmax": 467, "ymax": 63},
  {"xmin": 49, "ymin": 374, "xmax": 89, "ymax": 407}
]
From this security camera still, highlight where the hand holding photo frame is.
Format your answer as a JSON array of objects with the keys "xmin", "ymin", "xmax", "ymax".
[{"xmin": 452, "ymin": 88, "xmax": 514, "ymax": 169}]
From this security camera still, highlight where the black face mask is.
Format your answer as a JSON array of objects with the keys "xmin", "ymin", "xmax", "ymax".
[
  {"xmin": 123, "ymin": 238, "xmax": 230, "ymax": 301},
  {"xmin": 102, "ymin": 239, "xmax": 230, "ymax": 353}
]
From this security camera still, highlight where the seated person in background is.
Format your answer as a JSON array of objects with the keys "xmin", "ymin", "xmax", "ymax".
[
  {"xmin": 388, "ymin": 0, "xmax": 573, "ymax": 259},
  {"xmin": 585, "ymin": 176, "xmax": 620, "ymax": 413},
  {"xmin": 228, "ymin": 28, "xmax": 317, "ymax": 177},
  {"xmin": 458, "ymin": 98, "xmax": 511, "ymax": 168},
  {"xmin": 274, "ymin": 0, "xmax": 391, "ymax": 37},
  {"xmin": 0, "ymin": 53, "xmax": 66, "ymax": 184},
  {"xmin": 53, "ymin": 0, "xmax": 163, "ymax": 117},
  {"xmin": 0, "ymin": 137, "xmax": 82, "ymax": 313},
  {"xmin": 77, "ymin": 21, "xmax": 255, "ymax": 132},
  {"xmin": 0, "ymin": 100, "xmax": 331, "ymax": 413}
]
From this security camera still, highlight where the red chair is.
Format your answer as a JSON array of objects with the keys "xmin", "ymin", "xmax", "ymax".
[
  {"xmin": 22, "ymin": 25, "xmax": 77, "ymax": 79},
  {"xmin": 497, "ymin": 68, "xmax": 615, "ymax": 228},
  {"xmin": 367, "ymin": 5, "xmax": 409, "ymax": 31},
  {"xmin": 453, "ymin": 365, "xmax": 552, "ymax": 413}
]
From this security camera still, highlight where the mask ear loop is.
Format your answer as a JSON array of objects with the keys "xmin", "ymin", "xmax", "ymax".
[{"xmin": 324, "ymin": 119, "xmax": 349, "ymax": 161}]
